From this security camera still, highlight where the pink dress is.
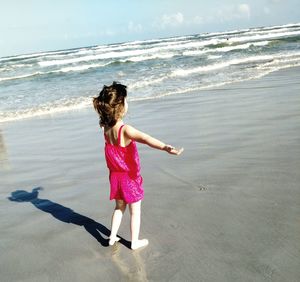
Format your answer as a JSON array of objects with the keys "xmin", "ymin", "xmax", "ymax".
[{"xmin": 104, "ymin": 124, "xmax": 144, "ymax": 203}]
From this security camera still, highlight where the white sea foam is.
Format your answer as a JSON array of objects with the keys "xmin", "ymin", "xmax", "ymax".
[
  {"xmin": 36, "ymin": 31, "xmax": 286, "ymax": 68},
  {"xmin": 0, "ymin": 62, "xmax": 111, "ymax": 82},
  {"xmin": 252, "ymin": 41, "xmax": 270, "ymax": 46},
  {"xmin": 37, "ymin": 38, "xmax": 226, "ymax": 67},
  {"xmin": 123, "ymin": 53, "xmax": 175, "ymax": 62},
  {"xmin": 56, "ymin": 62, "xmax": 110, "ymax": 73},
  {"xmin": 129, "ymin": 76, "xmax": 168, "ymax": 90},
  {"xmin": 131, "ymin": 63, "xmax": 300, "ymax": 101},
  {"xmin": 245, "ymin": 26, "xmax": 300, "ymax": 37},
  {"xmin": 0, "ymin": 72, "xmax": 44, "ymax": 82},
  {"xmin": 199, "ymin": 28, "xmax": 251, "ymax": 38},
  {"xmin": 36, "ymin": 25, "xmax": 299, "ymax": 68},
  {"xmin": 129, "ymin": 52, "xmax": 300, "ymax": 89},
  {"xmin": 183, "ymin": 41, "xmax": 270, "ymax": 56},
  {"xmin": 0, "ymin": 96, "xmax": 92, "ymax": 123},
  {"xmin": 219, "ymin": 23, "xmax": 299, "ymax": 40},
  {"xmin": 38, "ymin": 47, "xmax": 170, "ymax": 67},
  {"xmin": 218, "ymin": 41, "xmax": 270, "ymax": 51},
  {"xmin": 0, "ymin": 49, "xmax": 75, "ymax": 62},
  {"xmin": 122, "ymin": 34, "xmax": 194, "ymax": 45},
  {"xmin": 173, "ymin": 52, "xmax": 300, "ymax": 78},
  {"xmin": 144, "ymin": 39, "xmax": 191, "ymax": 48},
  {"xmin": 2, "ymin": 60, "xmax": 300, "ymax": 123},
  {"xmin": 1, "ymin": 22, "xmax": 300, "ymax": 123},
  {"xmin": 93, "ymin": 43, "xmax": 146, "ymax": 54},
  {"xmin": 257, "ymin": 53, "xmax": 300, "ymax": 69},
  {"xmin": 229, "ymin": 30, "xmax": 300, "ymax": 44},
  {"xmin": 208, "ymin": 55, "xmax": 223, "ymax": 60},
  {"xmin": 38, "ymin": 48, "xmax": 161, "ymax": 66},
  {"xmin": 257, "ymin": 23, "xmax": 300, "ymax": 31},
  {"xmin": 154, "ymin": 38, "xmax": 225, "ymax": 51},
  {"xmin": 171, "ymin": 55, "xmax": 274, "ymax": 77}
]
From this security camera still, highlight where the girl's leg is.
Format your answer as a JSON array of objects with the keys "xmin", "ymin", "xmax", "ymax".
[
  {"xmin": 109, "ymin": 199, "xmax": 126, "ymax": 246},
  {"xmin": 129, "ymin": 200, "xmax": 149, "ymax": 250}
]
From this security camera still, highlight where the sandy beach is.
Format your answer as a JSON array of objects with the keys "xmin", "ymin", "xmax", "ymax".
[{"xmin": 1, "ymin": 66, "xmax": 300, "ymax": 281}]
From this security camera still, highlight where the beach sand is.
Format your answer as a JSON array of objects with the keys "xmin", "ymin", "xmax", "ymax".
[{"xmin": 1, "ymin": 67, "xmax": 300, "ymax": 281}]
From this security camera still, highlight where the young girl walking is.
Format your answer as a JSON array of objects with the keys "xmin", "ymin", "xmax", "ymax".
[{"xmin": 93, "ymin": 82, "xmax": 183, "ymax": 250}]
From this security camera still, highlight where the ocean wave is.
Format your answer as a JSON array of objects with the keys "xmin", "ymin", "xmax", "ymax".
[
  {"xmin": 199, "ymin": 28, "xmax": 251, "ymax": 39},
  {"xmin": 257, "ymin": 53, "xmax": 300, "ymax": 69},
  {"xmin": 0, "ymin": 72, "xmax": 44, "ymax": 82},
  {"xmin": 38, "ymin": 48, "xmax": 160, "ymax": 66},
  {"xmin": 82, "ymin": 36, "xmax": 191, "ymax": 54},
  {"xmin": 37, "ymin": 38, "xmax": 229, "ymax": 67},
  {"xmin": 131, "ymin": 62, "xmax": 300, "ymax": 101},
  {"xmin": 199, "ymin": 24, "xmax": 298, "ymax": 40},
  {"xmin": 36, "ymin": 26, "xmax": 299, "ymax": 68},
  {"xmin": 132, "ymin": 81, "xmax": 248, "ymax": 100},
  {"xmin": 255, "ymin": 23, "xmax": 300, "ymax": 31},
  {"xmin": 128, "ymin": 52, "xmax": 300, "ymax": 90},
  {"xmin": 152, "ymin": 58, "xmax": 300, "ymax": 103},
  {"xmin": 172, "ymin": 52, "xmax": 300, "ymax": 78},
  {"xmin": 129, "ymin": 76, "xmax": 168, "ymax": 90},
  {"xmin": 0, "ymin": 96, "xmax": 92, "ymax": 123},
  {"xmin": 57, "ymin": 62, "xmax": 111, "ymax": 72},
  {"xmin": 207, "ymin": 55, "xmax": 223, "ymax": 60},
  {"xmin": 0, "ymin": 63, "xmax": 35, "ymax": 73},
  {"xmin": 242, "ymin": 26, "xmax": 300, "ymax": 38},
  {"xmin": 2, "ymin": 22, "xmax": 299, "ymax": 65},
  {"xmin": 36, "ymin": 28, "xmax": 298, "ymax": 68},
  {"xmin": 229, "ymin": 30, "xmax": 300, "ymax": 44},
  {"xmin": 2, "ymin": 61, "xmax": 300, "ymax": 123},
  {"xmin": 1, "ymin": 53, "xmax": 176, "ymax": 82},
  {"xmin": 119, "ymin": 34, "xmax": 194, "ymax": 46},
  {"xmin": 89, "ymin": 43, "xmax": 146, "ymax": 54},
  {"xmin": 0, "ymin": 62, "xmax": 111, "ymax": 82},
  {"xmin": 2, "ymin": 22, "xmax": 300, "ymax": 123},
  {"xmin": 183, "ymin": 41, "xmax": 270, "ymax": 56},
  {"xmin": 0, "ymin": 67, "xmax": 12, "ymax": 73},
  {"xmin": 122, "ymin": 53, "xmax": 175, "ymax": 62},
  {"xmin": 0, "ymin": 48, "xmax": 76, "ymax": 63},
  {"xmin": 8, "ymin": 26, "xmax": 298, "ymax": 67},
  {"xmin": 171, "ymin": 55, "xmax": 274, "ymax": 77}
]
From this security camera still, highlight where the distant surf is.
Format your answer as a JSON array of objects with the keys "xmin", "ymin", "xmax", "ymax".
[{"xmin": 1, "ymin": 22, "xmax": 300, "ymax": 123}]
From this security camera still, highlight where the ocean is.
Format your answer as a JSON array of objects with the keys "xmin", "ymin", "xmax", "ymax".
[{"xmin": 0, "ymin": 22, "xmax": 300, "ymax": 123}]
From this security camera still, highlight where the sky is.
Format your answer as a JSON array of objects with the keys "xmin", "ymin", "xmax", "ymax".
[{"xmin": 0, "ymin": 0, "xmax": 299, "ymax": 57}]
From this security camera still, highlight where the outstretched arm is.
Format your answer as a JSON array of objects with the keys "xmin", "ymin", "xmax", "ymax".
[{"xmin": 124, "ymin": 125, "xmax": 183, "ymax": 155}]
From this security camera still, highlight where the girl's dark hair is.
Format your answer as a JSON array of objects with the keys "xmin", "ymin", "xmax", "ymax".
[{"xmin": 93, "ymin": 81, "xmax": 127, "ymax": 128}]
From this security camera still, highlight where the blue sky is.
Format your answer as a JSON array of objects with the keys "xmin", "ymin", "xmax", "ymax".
[{"xmin": 0, "ymin": 0, "xmax": 299, "ymax": 57}]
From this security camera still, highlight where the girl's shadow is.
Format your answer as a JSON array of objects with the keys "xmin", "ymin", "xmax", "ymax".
[{"xmin": 8, "ymin": 187, "xmax": 131, "ymax": 249}]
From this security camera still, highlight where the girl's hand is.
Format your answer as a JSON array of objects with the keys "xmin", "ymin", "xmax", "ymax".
[{"xmin": 164, "ymin": 145, "xmax": 184, "ymax": 155}]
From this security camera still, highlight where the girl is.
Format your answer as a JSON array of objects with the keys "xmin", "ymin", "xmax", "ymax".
[{"xmin": 93, "ymin": 82, "xmax": 183, "ymax": 250}]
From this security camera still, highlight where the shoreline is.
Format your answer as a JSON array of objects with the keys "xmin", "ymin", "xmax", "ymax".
[{"xmin": 0, "ymin": 64, "xmax": 299, "ymax": 126}]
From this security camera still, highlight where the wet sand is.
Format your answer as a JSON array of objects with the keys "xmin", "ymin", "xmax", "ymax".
[{"xmin": 1, "ymin": 67, "xmax": 300, "ymax": 281}]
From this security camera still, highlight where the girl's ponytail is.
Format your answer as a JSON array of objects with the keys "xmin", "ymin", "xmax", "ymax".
[{"xmin": 93, "ymin": 82, "xmax": 127, "ymax": 128}]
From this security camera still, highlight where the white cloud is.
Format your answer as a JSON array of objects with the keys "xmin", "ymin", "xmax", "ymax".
[
  {"xmin": 103, "ymin": 29, "xmax": 116, "ymax": 37},
  {"xmin": 193, "ymin": 15, "xmax": 204, "ymax": 25},
  {"xmin": 128, "ymin": 21, "xmax": 143, "ymax": 33},
  {"xmin": 62, "ymin": 29, "xmax": 116, "ymax": 40},
  {"xmin": 216, "ymin": 3, "xmax": 251, "ymax": 22},
  {"xmin": 238, "ymin": 4, "xmax": 251, "ymax": 19},
  {"xmin": 158, "ymin": 12, "xmax": 184, "ymax": 29},
  {"xmin": 263, "ymin": 6, "xmax": 271, "ymax": 15},
  {"xmin": 151, "ymin": 4, "xmax": 252, "ymax": 31}
]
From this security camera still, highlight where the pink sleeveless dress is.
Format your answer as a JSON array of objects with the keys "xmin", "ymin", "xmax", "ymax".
[{"xmin": 104, "ymin": 124, "xmax": 144, "ymax": 203}]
